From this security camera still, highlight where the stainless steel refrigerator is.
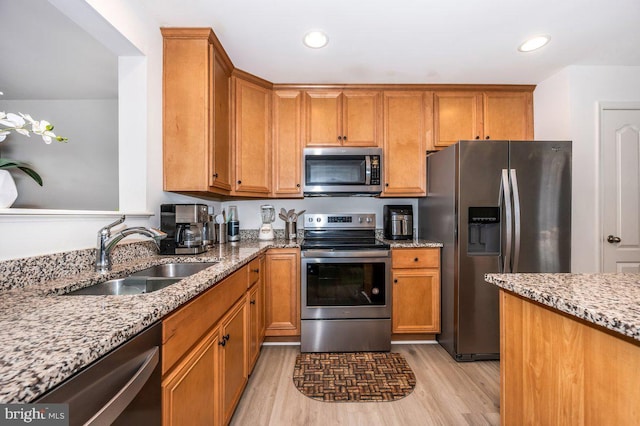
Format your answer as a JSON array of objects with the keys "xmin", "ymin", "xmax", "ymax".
[{"xmin": 418, "ymin": 140, "xmax": 571, "ymax": 361}]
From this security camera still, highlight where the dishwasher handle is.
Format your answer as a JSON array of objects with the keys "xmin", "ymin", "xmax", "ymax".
[{"xmin": 85, "ymin": 346, "xmax": 159, "ymax": 426}]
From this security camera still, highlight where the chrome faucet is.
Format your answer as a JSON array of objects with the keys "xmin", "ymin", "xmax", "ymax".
[{"xmin": 95, "ymin": 215, "xmax": 167, "ymax": 273}]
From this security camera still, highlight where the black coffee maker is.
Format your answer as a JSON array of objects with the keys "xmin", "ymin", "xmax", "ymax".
[
  {"xmin": 383, "ymin": 205, "xmax": 414, "ymax": 240},
  {"xmin": 160, "ymin": 204, "xmax": 209, "ymax": 254}
]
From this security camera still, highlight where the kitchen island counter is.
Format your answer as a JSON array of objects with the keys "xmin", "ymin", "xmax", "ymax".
[
  {"xmin": 485, "ymin": 272, "xmax": 640, "ymax": 341},
  {"xmin": 485, "ymin": 272, "xmax": 640, "ymax": 424}
]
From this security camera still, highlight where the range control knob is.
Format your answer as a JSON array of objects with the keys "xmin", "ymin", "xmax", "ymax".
[{"xmin": 366, "ymin": 217, "xmax": 372, "ymax": 223}]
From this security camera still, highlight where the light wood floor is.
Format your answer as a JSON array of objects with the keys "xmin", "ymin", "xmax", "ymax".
[{"xmin": 231, "ymin": 344, "xmax": 500, "ymax": 426}]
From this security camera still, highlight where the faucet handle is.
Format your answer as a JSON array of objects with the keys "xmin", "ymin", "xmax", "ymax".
[{"xmin": 100, "ymin": 215, "xmax": 126, "ymax": 235}]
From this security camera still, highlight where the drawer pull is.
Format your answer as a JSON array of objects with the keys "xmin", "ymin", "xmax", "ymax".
[
  {"xmin": 251, "ymin": 268, "xmax": 259, "ymax": 273},
  {"xmin": 250, "ymin": 300, "xmax": 256, "ymax": 305},
  {"xmin": 218, "ymin": 339, "xmax": 226, "ymax": 347},
  {"xmin": 394, "ymin": 279, "xmax": 398, "ymax": 284},
  {"xmin": 223, "ymin": 334, "xmax": 230, "ymax": 341},
  {"xmin": 414, "ymin": 257, "xmax": 419, "ymax": 262}
]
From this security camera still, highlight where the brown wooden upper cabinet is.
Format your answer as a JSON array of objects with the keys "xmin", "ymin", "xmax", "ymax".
[
  {"xmin": 304, "ymin": 90, "xmax": 382, "ymax": 147},
  {"xmin": 432, "ymin": 89, "xmax": 533, "ymax": 151},
  {"xmin": 272, "ymin": 90, "xmax": 303, "ymax": 197},
  {"xmin": 231, "ymin": 72, "xmax": 272, "ymax": 196},
  {"xmin": 381, "ymin": 91, "xmax": 432, "ymax": 197},
  {"xmin": 162, "ymin": 28, "xmax": 233, "ymax": 195}
]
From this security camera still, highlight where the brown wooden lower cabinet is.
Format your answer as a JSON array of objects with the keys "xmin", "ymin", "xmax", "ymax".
[
  {"xmin": 246, "ymin": 282, "xmax": 261, "ymax": 372},
  {"xmin": 162, "ymin": 324, "xmax": 220, "ymax": 425},
  {"xmin": 265, "ymin": 248, "xmax": 300, "ymax": 336},
  {"xmin": 500, "ymin": 289, "xmax": 640, "ymax": 425},
  {"xmin": 219, "ymin": 298, "xmax": 247, "ymax": 425},
  {"xmin": 161, "ymin": 258, "xmax": 263, "ymax": 426},
  {"xmin": 391, "ymin": 248, "xmax": 441, "ymax": 334}
]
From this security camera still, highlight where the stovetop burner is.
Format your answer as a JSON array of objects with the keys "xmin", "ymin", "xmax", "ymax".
[{"xmin": 300, "ymin": 213, "xmax": 390, "ymax": 251}]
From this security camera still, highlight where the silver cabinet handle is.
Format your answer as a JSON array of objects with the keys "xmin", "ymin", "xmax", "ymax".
[
  {"xmin": 607, "ymin": 235, "xmax": 622, "ymax": 244},
  {"xmin": 85, "ymin": 347, "xmax": 159, "ymax": 426}
]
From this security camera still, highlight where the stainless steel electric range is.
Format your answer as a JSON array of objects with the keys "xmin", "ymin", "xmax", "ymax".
[{"xmin": 300, "ymin": 213, "xmax": 391, "ymax": 352}]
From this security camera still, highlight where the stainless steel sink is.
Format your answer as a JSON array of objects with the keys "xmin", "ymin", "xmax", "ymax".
[
  {"xmin": 64, "ymin": 262, "xmax": 217, "ymax": 296},
  {"xmin": 65, "ymin": 277, "xmax": 182, "ymax": 296},
  {"xmin": 129, "ymin": 262, "xmax": 218, "ymax": 278}
]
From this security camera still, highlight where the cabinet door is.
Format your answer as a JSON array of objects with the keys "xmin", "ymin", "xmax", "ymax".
[
  {"xmin": 162, "ymin": 30, "xmax": 211, "ymax": 192},
  {"xmin": 210, "ymin": 50, "xmax": 232, "ymax": 191},
  {"xmin": 433, "ymin": 91, "xmax": 483, "ymax": 148},
  {"xmin": 265, "ymin": 248, "xmax": 300, "ymax": 336},
  {"xmin": 233, "ymin": 77, "xmax": 272, "ymax": 195},
  {"xmin": 392, "ymin": 269, "xmax": 441, "ymax": 333},
  {"xmin": 258, "ymin": 255, "xmax": 267, "ymax": 342},
  {"xmin": 483, "ymin": 91, "xmax": 533, "ymax": 140},
  {"xmin": 247, "ymin": 284, "xmax": 260, "ymax": 373},
  {"xmin": 382, "ymin": 91, "xmax": 429, "ymax": 196},
  {"xmin": 219, "ymin": 298, "xmax": 247, "ymax": 425},
  {"xmin": 342, "ymin": 90, "xmax": 382, "ymax": 147},
  {"xmin": 162, "ymin": 324, "xmax": 220, "ymax": 426},
  {"xmin": 272, "ymin": 90, "xmax": 303, "ymax": 196},
  {"xmin": 304, "ymin": 91, "xmax": 342, "ymax": 146}
]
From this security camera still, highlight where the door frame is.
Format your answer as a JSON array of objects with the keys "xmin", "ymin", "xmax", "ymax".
[{"xmin": 598, "ymin": 102, "xmax": 640, "ymax": 272}]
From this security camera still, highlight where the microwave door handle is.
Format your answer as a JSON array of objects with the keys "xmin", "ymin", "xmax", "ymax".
[{"xmin": 365, "ymin": 155, "xmax": 371, "ymax": 185}]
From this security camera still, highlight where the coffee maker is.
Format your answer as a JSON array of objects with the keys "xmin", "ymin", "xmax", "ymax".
[
  {"xmin": 383, "ymin": 205, "xmax": 414, "ymax": 240},
  {"xmin": 160, "ymin": 204, "xmax": 209, "ymax": 254}
]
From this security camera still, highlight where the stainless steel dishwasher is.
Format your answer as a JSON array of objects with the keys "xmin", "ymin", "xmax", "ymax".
[{"xmin": 35, "ymin": 322, "xmax": 161, "ymax": 426}]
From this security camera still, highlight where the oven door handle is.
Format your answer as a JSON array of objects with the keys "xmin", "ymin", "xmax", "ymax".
[{"xmin": 302, "ymin": 249, "xmax": 390, "ymax": 258}]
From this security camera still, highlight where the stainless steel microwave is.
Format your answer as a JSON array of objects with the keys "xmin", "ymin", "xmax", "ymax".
[{"xmin": 303, "ymin": 147, "xmax": 383, "ymax": 196}]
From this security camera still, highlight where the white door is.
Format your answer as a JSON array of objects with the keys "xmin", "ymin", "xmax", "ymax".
[{"xmin": 602, "ymin": 107, "xmax": 640, "ymax": 272}]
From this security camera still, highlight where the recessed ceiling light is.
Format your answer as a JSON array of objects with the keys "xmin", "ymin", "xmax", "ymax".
[
  {"xmin": 303, "ymin": 31, "xmax": 329, "ymax": 49},
  {"xmin": 518, "ymin": 35, "xmax": 550, "ymax": 52}
]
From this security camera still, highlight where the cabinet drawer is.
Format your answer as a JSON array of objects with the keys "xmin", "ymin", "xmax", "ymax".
[
  {"xmin": 392, "ymin": 248, "xmax": 439, "ymax": 269},
  {"xmin": 162, "ymin": 265, "xmax": 248, "ymax": 374},
  {"xmin": 248, "ymin": 257, "xmax": 261, "ymax": 287}
]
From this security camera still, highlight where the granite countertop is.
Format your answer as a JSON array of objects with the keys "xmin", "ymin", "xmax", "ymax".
[
  {"xmin": 0, "ymin": 239, "xmax": 297, "ymax": 404},
  {"xmin": 485, "ymin": 273, "xmax": 640, "ymax": 342},
  {"xmin": 0, "ymin": 236, "xmax": 441, "ymax": 404},
  {"xmin": 383, "ymin": 238, "xmax": 443, "ymax": 248}
]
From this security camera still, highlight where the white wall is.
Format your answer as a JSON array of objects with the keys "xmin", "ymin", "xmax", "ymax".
[
  {"xmin": 0, "ymin": 99, "xmax": 119, "ymax": 210},
  {"xmin": 534, "ymin": 65, "xmax": 640, "ymax": 272},
  {"xmin": 222, "ymin": 198, "xmax": 419, "ymax": 231}
]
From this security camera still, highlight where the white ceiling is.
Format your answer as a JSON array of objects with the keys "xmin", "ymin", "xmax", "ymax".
[
  {"xmin": 2, "ymin": 0, "xmax": 639, "ymax": 101},
  {"xmin": 139, "ymin": 0, "xmax": 640, "ymax": 84}
]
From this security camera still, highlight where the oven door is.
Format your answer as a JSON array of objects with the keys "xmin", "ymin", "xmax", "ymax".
[{"xmin": 301, "ymin": 250, "xmax": 391, "ymax": 320}]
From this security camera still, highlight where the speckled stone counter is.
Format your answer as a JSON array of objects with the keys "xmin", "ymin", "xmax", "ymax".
[
  {"xmin": 381, "ymin": 238, "xmax": 443, "ymax": 248},
  {"xmin": 485, "ymin": 273, "xmax": 640, "ymax": 341},
  {"xmin": 0, "ymin": 233, "xmax": 440, "ymax": 404},
  {"xmin": 0, "ymin": 238, "xmax": 299, "ymax": 404}
]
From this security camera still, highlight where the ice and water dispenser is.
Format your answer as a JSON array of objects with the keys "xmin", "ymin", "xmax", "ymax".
[{"xmin": 467, "ymin": 207, "xmax": 500, "ymax": 255}]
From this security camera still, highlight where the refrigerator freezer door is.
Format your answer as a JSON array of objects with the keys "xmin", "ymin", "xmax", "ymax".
[
  {"xmin": 508, "ymin": 141, "xmax": 571, "ymax": 273},
  {"xmin": 456, "ymin": 141, "xmax": 509, "ymax": 359}
]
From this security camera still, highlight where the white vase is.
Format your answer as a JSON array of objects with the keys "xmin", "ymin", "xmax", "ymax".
[{"xmin": 0, "ymin": 170, "xmax": 18, "ymax": 208}]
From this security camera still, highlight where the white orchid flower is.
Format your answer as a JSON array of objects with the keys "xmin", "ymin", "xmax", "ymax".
[
  {"xmin": 4, "ymin": 113, "xmax": 25, "ymax": 128},
  {"xmin": 19, "ymin": 113, "xmax": 35, "ymax": 124}
]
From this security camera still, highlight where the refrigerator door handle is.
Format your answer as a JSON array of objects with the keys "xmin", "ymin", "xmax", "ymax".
[
  {"xmin": 510, "ymin": 169, "xmax": 521, "ymax": 273},
  {"xmin": 500, "ymin": 169, "xmax": 512, "ymax": 273}
]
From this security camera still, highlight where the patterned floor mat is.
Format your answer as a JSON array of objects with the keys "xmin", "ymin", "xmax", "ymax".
[{"xmin": 293, "ymin": 352, "xmax": 416, "ymax": 402}]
